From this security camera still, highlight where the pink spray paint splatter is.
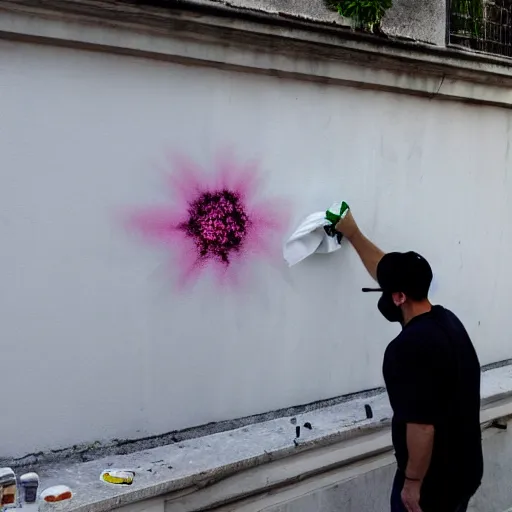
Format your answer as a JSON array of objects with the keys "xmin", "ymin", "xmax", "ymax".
[{"xmin": 128, "ymin": 151, "xmax": 289, "ymax": 288}]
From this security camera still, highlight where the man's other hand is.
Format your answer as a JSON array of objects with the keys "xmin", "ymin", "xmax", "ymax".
[
  {"xmin": 335, "ymin": 209, "xmax": 360, "ymax": 240},
  {"xmin": 401, "ymin": 479, "xmax": 422, "ymax": 512}
]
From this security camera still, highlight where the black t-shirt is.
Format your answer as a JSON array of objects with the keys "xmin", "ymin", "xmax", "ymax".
[{"xmin": 383, "ymin": 305, "xmax": 483, "ymax": 497}]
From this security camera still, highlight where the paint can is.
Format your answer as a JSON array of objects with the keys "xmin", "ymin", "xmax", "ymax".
[
  {"xmin": 100, "ymin": 470, "xmax": 135, "ymax": 486},
  {"xmin": 41, "ymin": 485, "xmax": 73, "ymax": 503},
  {"xmin": 0, "ymin": 468, "xmax": 16, "ymax": 508},
  {"xmin": 20, "ymin": 472, "xmax": 39, "ymax": 503}
]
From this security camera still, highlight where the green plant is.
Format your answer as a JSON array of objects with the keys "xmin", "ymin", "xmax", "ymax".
[
  {"xmin": 451, "ymin": 0, "xmax": 484, "ymax": 37},
  {"xmin": 327, "ymin": 0, "xmax": 393, "ymax": 30}
]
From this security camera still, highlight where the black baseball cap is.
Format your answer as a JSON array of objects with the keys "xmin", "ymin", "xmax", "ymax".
[{"xmin": 362, "ymin": 251, "xmax": 433, "ymax": 300}]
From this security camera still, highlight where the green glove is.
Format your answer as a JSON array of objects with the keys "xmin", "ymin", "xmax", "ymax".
[
  {"xmin": 325, "ymin": 201, "xmax": 350, "ymax": 225},
  {"xmin": 323, "ymin": 201, "xmax": 350, "ymax": 243}
]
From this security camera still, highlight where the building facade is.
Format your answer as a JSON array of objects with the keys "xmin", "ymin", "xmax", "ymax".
[{"xmin": 2, "ymin": 0, "xmax": 512, "ymax": 462}]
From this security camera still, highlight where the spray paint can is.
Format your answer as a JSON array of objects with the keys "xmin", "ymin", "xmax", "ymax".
[{"xmin": 20, "ymin": 473, "xmax": 39, "ymax": 503}]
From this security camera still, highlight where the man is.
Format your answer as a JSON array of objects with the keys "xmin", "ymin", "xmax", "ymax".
[{"xmin": 335, "ymin": 210, "xmax": 483, "ymax": 512}]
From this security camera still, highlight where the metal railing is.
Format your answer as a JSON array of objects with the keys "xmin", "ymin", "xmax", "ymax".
[{"xmin": 449, "ymin": 0, "xmax": 512, "ymax": 58}]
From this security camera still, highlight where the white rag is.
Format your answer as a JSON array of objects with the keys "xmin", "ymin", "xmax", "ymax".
[{"xmin": 283, "ymin": 202, "xmax": 348, "ymax": 267}]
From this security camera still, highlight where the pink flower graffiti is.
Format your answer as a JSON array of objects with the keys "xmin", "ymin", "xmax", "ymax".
[{"xmin": 128, "ymin": 152, "xmax": 289, "ymax": 288}]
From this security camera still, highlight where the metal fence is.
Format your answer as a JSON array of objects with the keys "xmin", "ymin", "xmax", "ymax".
[{"xmin": 449, "ymin": 0, "xmax": 512, "ymax": 57}]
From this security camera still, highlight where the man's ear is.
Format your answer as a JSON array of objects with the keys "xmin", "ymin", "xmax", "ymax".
[{"xmin": 391, "ymin": 292, "xmax": 406, "ymax": 306}]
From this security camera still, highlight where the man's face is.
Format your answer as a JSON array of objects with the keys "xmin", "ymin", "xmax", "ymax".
[{"xmin": 378, "ymin": 291, "xmax": 406, "ymax": 324}]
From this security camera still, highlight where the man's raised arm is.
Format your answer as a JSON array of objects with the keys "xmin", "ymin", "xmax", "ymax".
[{"xmin": 335, "ymin": 210, "xmax": 385, "ymax": 282}]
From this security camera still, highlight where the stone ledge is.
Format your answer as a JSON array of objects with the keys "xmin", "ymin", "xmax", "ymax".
[
  {"xmin": 12, "ymin": 364, "xmax": 512, "ymax": 512},
  {"xmin": 1, "ymin": 388, "xmax": 386, "ymax": 469},
  {"xmin": 0, "ymin": 0, "xmax": 506, "ymax": 70},
  {"xmin": 3, "ymin": 1, "xmax": 512, "ymax": 107}
]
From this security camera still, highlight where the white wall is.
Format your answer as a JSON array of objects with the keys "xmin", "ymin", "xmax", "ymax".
[{"xmin": 2, "ymin": 39, "xmax": 512, "ymax": 458}]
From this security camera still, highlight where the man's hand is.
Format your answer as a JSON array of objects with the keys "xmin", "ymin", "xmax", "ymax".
[
  {"xmin": 401, "ymin": 479, "xmax": 422, "ymax": 512},
  {"xmin": 403, "ymin": 423, "xmax": 433, "ymax": 512},
  {"xmin": 334, "ymin": 210, "xmax": 360, "ymax": 240}
]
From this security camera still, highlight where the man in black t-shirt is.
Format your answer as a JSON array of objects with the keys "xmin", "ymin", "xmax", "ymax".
[{"xmin": 335, "ymin": 210, "xmax": 483, "ymax": 512}]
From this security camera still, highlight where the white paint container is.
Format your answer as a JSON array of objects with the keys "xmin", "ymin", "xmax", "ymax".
[
  {"xmin": 40, "ymin": 485, "xmax": 72, "ymax": 503},
  {"xmin": 100, "ymin": 470, "xmax": 135, "ymax": 486}
]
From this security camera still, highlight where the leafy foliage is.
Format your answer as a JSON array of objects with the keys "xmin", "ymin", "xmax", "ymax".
[
  {"xmin": 327, "ymin": 0, "xmax": 393, "ymax": 30},
  {"xmin": 451, "ymin": 0, "xmax": 484, "ymax": 37}
]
